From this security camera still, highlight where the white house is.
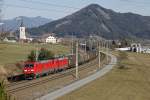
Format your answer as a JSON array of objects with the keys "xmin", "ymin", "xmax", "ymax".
[
  {"xmin": 45, "ymin": 35, "xmax": 57, "ymax": 43},
  {"xmin": 130, "ymin": 43, "xmax": 142, "ymax": 53}
]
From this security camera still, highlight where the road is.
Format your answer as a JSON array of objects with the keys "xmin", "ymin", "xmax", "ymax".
[{"xmin": 36, "ymin": 52, "xmax": 117, "ymax": 100}]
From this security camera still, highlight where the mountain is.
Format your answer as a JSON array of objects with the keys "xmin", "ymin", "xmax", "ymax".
[
  {"xmin": 28, "ymin": 4, "xmax": 150, "ymax": 39},
  {"xmin": 0, "ymin": 16, "xmax": 52, "ymax": 32}
]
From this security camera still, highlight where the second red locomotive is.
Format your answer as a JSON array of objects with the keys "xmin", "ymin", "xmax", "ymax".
[{"xmin": 23, "ymin": 57, "xmax": 69, "ymax": 79}]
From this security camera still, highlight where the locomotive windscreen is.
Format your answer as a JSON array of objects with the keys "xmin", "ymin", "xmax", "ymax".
[{"xmin": 25, "ymin": 64, "xmax": 34, "ymax": 68}]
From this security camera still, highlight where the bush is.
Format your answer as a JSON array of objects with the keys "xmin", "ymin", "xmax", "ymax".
[
  {"xmin": 28, "ymin": 48, "xmax": 55, "ymax": 61},
  {"xmin": 28, "ymin": 50, "xmax": 36, "ymax": 61},
  {"xmin": 38, "ymin": 48, "xmax": 54, "ymax": 61}
]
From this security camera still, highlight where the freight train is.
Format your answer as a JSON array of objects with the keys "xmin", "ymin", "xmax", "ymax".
[
  {"xmin": 23, "ymin": 55, "xmax": 75, "ymax": 79},
  {"xmin": 23, "ymin": 44, "xmax": 97, "ymax": 80}
]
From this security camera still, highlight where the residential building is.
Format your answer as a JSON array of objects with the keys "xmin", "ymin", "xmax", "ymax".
[{"xmin": 45, "ymin": 35, "xmax": 57, "ymax": 43}]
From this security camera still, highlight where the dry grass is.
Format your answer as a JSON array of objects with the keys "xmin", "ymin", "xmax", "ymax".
[
  {"xmin": 58, "ymin": 52, "xmax": 150, "ymax": 100},
  {"xmin": 0, "ymin": 42, "xmax": 69, "ymax": 80},
  {"xmin": 10, "ymin": 53, "xmax": 107, "ymax": 100},
  {"xmin": 0, "ymin": 42, "xmax": 69, "ymax": 66}
]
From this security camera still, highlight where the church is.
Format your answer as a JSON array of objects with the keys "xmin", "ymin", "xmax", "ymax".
[{"xmin": 19, "ymin": 20, "xmax": 26, "ymax": 40}]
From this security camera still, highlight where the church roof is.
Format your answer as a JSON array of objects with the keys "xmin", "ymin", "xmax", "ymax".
[{"xmin": 20, "ymin": 19, "xmax": 24, "ymax": 27}]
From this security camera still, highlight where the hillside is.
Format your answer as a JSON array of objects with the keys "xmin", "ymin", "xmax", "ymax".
[
  {"xmin": 28, "ymin": 4, "xmax": 150, "ymax": 39},
  {"xmin": 58, "ymin": 52, "xmax": 150, "ymax": 100}
]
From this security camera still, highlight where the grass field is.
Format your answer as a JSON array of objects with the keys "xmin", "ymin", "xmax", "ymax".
[
  {"xmin": 0, "ymin": 42, "xmax": 69, "ymax": 66},
  {"xmin": 58, "ymin": 52, "xmax": 150, "ymax": 100}
]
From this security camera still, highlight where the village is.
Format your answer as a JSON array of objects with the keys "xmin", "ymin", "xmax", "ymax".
[
  {"xmin": 2, "ymin": 21, "xmax": 60, "ymax": 44},
  {"xmin": 2, "ymin": 20, "xmax": 150, "ymax": 54},
  {"xmin": 1, "ymin": 1, "xmax": 150, "ymax": 100}
]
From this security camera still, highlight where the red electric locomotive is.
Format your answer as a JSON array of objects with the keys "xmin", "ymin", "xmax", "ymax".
[{"xmin": 23, "ymin": 57, "xmax": 69, "ymax": 79}]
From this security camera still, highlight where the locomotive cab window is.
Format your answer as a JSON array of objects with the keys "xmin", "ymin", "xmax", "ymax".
[{"xmin": 25, "ymin": 64, "xmax": 34, "ymax": 68}]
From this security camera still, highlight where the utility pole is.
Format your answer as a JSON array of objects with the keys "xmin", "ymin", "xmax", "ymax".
[
  {"xmin": 76, "ymin": 41, "xmax": 79, "ymax": 79},
  {"xmin": 102, "ymin": 40, "xmax": 104, "ymax": 51},
  {"xmin": 84, "ymin": 40, "xmax": 87, "ymax": 61},
  {"xmin": 36, "ymin": 47, "xmax": 39, "ymax": 61},
  {"xmin": 98, "ymin": 42, "xmax": 101, "ymax": 69},
  {"xmin": 84, "ymin": 40, "xmax": 86, "ymax": 54},
  {"xmin": 71, "ymin": 33, "xmax": 74, "ymax": 54},
  {"xmin": 106, "ymin": 41, "xmax": 109, "ymax": 63}
]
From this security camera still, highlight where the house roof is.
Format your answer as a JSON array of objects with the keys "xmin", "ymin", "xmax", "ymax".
[{"xmin": 42, "ymin": 33, "xmax": 56, "ymax": 38}]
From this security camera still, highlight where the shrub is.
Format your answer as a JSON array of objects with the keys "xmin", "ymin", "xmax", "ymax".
[
  {"xmin": 28, "ymin": 48, "xmax": 55, "ymax": 61},
  {"xmin": 28, "ymin": 50, "xmax": 36, "ymax": 61}
]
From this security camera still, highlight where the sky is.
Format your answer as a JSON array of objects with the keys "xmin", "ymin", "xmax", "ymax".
[{"xmin": 1, "ymin": 0, "xmax": 150, "ymax": 20}]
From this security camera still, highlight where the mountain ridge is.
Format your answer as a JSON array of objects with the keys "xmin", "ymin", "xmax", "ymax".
[
  {"xmin": 0, "ymin": 16, "xmax": 52, "ymax": 32},
  {"xmin": 27, "ymin": 4, "xmax": 150, "ymax": 39}
]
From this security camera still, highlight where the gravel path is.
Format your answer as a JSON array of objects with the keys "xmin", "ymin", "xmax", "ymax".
[{"xmin": 36, "ymin": 52, "xmax": 117, "ymax": 100}]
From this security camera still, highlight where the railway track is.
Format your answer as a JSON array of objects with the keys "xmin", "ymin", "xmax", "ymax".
[
  {"xmin": 6, "ymin": 49, "xmax": 93, "ymax": 87},
  {"xmin": 6, "ymin": 80, "xmax": 28, "ymax": 88},
  {"xmin": 6, "ymin": 49, "xmax": 96, "ymax": 87},
  {"xmin": 6, "ymin": 54, "xmax": 101, "ymax": 94}
]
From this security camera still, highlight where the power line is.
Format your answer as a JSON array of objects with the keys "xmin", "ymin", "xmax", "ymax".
[
  {"xmin": 4, "ymin": 3, "xmax": 73, "ymax": 13},
  {"xmin": 19, "ymin": 0, "xmax": 80, "ymax": 10}
]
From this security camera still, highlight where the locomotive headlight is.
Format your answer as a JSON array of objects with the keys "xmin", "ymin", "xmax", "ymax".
[
  {"xmin": 31, "ymin": 69, "xmax": 34, "ymax": 71},
  {"xmin": 24, "ymin": 70, "xmax": 27, "ymax": 72}
]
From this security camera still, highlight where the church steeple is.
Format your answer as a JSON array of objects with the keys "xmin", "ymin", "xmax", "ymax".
[
  {"xmin": 19, "ymin": 18, "xmax": 26, "ymax": 40},
  {"xmin": 20, "ymin": 19, "xmax": 24, "ymax": 27}
]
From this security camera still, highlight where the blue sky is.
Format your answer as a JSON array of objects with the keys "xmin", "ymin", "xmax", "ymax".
[{"xmin": 2, "ymin": 0, "xmax": 150, "ymax": 20}]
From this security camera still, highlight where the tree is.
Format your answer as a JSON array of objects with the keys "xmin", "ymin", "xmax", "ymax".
[
  {"xmin": 38, "ymin": 48, "xmax": 54, "ymax": 61},
  {"xmin": 27, "ymin": 48, "xmax": 55, "ymax": 61},
  {"xmin": 28, "ymin": 50, "xmax": 36, "ymax": 61}
]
